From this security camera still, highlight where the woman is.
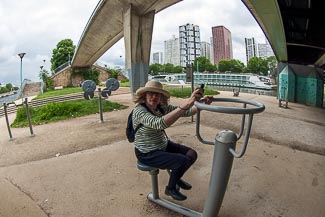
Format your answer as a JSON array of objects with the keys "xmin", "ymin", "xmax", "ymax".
[{"xmin": 133, "ymin": 80, "xmax": 212, "ymax": 201}]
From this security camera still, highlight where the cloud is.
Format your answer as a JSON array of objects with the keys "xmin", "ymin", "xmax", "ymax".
[{"xmin": 0, "ymin": 0, "xmax": 266, "ymax": 84}]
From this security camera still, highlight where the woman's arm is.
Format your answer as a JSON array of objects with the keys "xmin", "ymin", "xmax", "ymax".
[{"xmin": 163, "ymin": 88, "xmax": 202, "ymax": 127}]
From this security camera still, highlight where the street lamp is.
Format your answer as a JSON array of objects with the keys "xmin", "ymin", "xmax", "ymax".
[{"xmin": 18, "ymin": 52, "xmax": 26, "ymax": 102}]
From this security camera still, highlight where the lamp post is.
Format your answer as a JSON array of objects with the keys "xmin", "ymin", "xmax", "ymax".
[{"xmin": 18, "ymin": 52, "xmax": 26, "ymax": 102}]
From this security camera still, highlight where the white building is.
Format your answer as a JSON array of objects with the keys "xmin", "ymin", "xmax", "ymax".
[
  {"xmin": 179, "ymin": 24, "xmax": 201, "ymax": 68},
  {"xmin": 245, "ymin": 37, "xmax": 257, "ymax": 64},
  {"xmin": 152, "ymin": 52, "xmax": 163, "ymax": 64},
  {"xmin": 164, "ymin": 35, "xmax": 180, "ymax": 66},
  {"xmin": 210, "ymin": 37, "xmax": 214, "ymax": 63},
  {"xmin": 200, "ymin": 41, "xmax": 212, "ymax": 61},
  {"xmin": 258, "ymin": 39, "xmax": 274, "ymax": 59}
]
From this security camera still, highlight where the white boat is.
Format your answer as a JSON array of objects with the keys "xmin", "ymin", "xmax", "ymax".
[{"xmin": 150, "ymin": 73, "xmax": 276, "ymax": 90}]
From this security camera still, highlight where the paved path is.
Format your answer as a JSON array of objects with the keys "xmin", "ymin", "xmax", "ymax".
[{"xmin": 0, "ymin": 88, "xmax": 324, "ymax": 217}]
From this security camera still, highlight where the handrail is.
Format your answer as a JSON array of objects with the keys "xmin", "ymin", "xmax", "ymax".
[{"xmin": 194, "ymin": 97, "xmax": 265, "ymax": 158}]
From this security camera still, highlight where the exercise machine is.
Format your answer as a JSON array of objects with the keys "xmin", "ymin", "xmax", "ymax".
[{"xmin": 137, "ymin": 97, "xmax": 265, "ymax": 217}]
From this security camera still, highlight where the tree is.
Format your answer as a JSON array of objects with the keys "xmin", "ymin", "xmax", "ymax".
[
  {"xmin": 5, "ymin": 83, "xmax": 12, "ymax": 91},
  {"xmin": 107, "ymin": 68, "xmax": 119, "ymax": 79},
  {"xmin": 218, "ymin": 59, "xmax": 245, "ymax": 73},
  {"xmin": 193, "ymin": 56, "xmax": 217, "ymax": 72},
  {"xmin": 51, "ymin": 39, "xmax": 75, "ymax": 71},
  {"xmin": 171, "ymin": 65, "xmax": 184, "ymax": 74},
  {"xmin": 246, "ymin": 57, "xmax": 268, "ymax": 75},
  {"xmin": 163, "ymin": 63, "xmax": 174, "ymax": 74},
  {"xmin": 266, "ymin": 56, "xmax": 277, "ymax": 77},
  {"xmin": 149, "ymin": 63, "xmax": 163, "ymax": 75},
  {"xmin": 39, "ymin": 69, "xmax": 53, "ymax": 91},
  {"xmin": 206, "ymin": 63, "xmax": 218, "ymax": 72}
]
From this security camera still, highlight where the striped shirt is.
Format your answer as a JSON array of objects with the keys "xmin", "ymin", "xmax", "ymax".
[{"xmin": 133, "ymin": 104, "xmax": 193, "ymax": 153}]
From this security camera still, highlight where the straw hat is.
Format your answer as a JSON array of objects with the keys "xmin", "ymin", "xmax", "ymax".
[{"xmin": 136, "ymin": 80, "xmax": 170, "ymax": 98}]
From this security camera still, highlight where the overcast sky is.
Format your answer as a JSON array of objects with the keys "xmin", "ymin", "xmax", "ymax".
[{"xmin": 0, "ymin": 0, "xmax": 266, "ymax": 85}]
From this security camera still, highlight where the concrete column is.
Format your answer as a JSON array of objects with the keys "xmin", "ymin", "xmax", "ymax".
[
  {"xmin": 278, "ymin": 62, "xmax": 324, "ymax": 107},
  {"xmin": 123, "ymin": 4, "xmax": 155, "ymax": 94},
  {"xmin": 278, "ymin": 62, "xmax": 296, "ymax": 102}
]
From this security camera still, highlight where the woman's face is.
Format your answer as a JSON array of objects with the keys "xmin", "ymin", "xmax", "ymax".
[{"xmin": 145, "ymin": 91, "xmax": 161, "ymax": 109}]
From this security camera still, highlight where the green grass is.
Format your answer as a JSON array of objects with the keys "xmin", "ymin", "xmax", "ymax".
[
  {"xmin": 33, "ymin": 87, "xmax": 83, "ymax": 100},
  {"xmin": 11, "ymin": 84, "xmax": 218, "ymax": 128},
  {"xmin": 120, "ymin": 80, "xmax": 130, "ymax": 87},
  {"xmin": 11, "ymin": 99, "xmax": 127, "ymax": 128},
  {"xmin": 117, "ymin": 80, "xmax": 219, "ymax": 97}
]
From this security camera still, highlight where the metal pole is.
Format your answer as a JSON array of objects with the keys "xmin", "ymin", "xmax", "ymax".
[
  {"xmin": 20, "ymin": 58, "xmax": 23, "ymax": 93},
  {"xmin": 20, "ymin": 58, "xmax": 24, "ymax": 103},
  {"xmin": 3, "ymin": 103, "xmax": 13, "ymax": 140},
  {"xmin": 191, "ymin": 64, "xmax": 194, "ymax": 122},
  {"xmin": 18, "ymin": 53, "xmax": 26, "ymax": 103},
  {"xmin": 98, "ymin": 88, "xmax": 104, "ymax": 123},
  {"xmin": 202, "ymin": 130, "xmax": 237, "ymax": 217},
  {"xmin": 150, "ymin": 169, "xmax": 159, "ymax": 199},
  {"xmin": 24, "ymin": 98, "xmax": 34, "ymax": 136},
  {"xmin": 197, "ymin": 61, "xmax": 199, "ymax": 73}
]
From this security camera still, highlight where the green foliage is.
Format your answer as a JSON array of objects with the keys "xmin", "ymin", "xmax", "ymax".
[
  {"xmin": 164, "ymin": 63, "xmax": 174, "ymax": 74},
  {"xmin": 0, "ymin": 83, "xmax": 16, "ymax": 93},
  {"xmin": 246, "ymin": 57, "xmax": 269, "ymax": 75},
  {"xmin": 72, "ymin": 68, "xmax": 100, "ymax": 84},
  {"xmin": 149, "ymin": 63, "xmax": 163, "ymax": 75},
  {"xmin": 106, "ymin": 68, "xmax": 119, "ymax": 79},
  {"xmin": 5, "ymin": 83, "xmax": 12, "ymax": 90},
  {"xmin": 266, "ymin": 56, "xmax": 278, "ymax": 77},
  {"xmin": 206, "ymin": 63, "xmax": 218, "ymax": 72},
  {"xmin": 11, "ymin": 99, "xmax": 126, "ymax": 128},
  {"xmin": 51, "ymin": 39, "xmax": 75, "ymax": 71},
  {"xmin": 120, "ymin": 80, "xmax": 130, "ymax": 87},
  {"xmin": 33, "ymin": 87, "xmax": 82, "ymax": 100},
  {"xmin": 171, "ymin": 65, "xmax": 184, "ymax": 74},
  {"xmin": 0, "ymin": 87, "xmax": 9, "ymax": 94},
  {"xmin": 39, "ymin": 69, "xmax": 54, "ymax": 91},
  {"xmin": 165, "ymin": 87, "xmax": 219, "ymax": 98},
  {"xmin": 218, "ymin": 59, "xmax": 245, "ymax": 73},
  {"xmin": 38, "ymin": 103, "xmax": 79, "ymax": 121},
  {"xmin": 149, "ymin": 63, "xmax": 184, "ymax": 75},
  {"xmin": 193, "ymin": 56, "xmax": 217, "ymax": 72}
]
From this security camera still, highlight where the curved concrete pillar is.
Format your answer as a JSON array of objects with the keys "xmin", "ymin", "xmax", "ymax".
[{"xmin": 124, "ymin": 5, "xmax": 155, "ymax": 94}]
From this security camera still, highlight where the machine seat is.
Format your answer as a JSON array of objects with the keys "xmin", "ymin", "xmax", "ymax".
[{"xmin": 137, "ymin": 161, "xmax": 158, "ymax": 171}]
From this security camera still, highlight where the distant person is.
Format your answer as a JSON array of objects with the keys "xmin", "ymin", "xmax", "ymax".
[{"xmin": 132, "ymin": 80, "xmax": 212, "ymax": 201}]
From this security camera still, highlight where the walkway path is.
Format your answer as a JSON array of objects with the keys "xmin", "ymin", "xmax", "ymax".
[{"xmin": 0, "ymin": 88, "xmax": 324, "ymax": 217}]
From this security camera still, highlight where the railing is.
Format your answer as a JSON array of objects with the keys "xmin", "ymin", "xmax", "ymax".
[{"xmin": 53, "ymin": 61, "xmax": 71, "ymax": 74}]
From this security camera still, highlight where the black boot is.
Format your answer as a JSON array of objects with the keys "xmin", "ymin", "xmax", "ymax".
[
  {"xmin": 177, "ymin": 179, "xmax": 192, "ymax": 190},
  {"xmin": 165, "ymin": 187, "xmax": 187, "ymax": 201}
]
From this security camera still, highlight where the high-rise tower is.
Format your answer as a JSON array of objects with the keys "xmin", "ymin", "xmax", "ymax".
[
  {"xmin": 245, "ymin": 37, "xmax": 257, "ymax": 64},
  {"xmin": 179, "ymin": 24, "xmax": 201, "ymax": 68},
  {"xmin": 200, "ymin": 42, "xmax": 212, "ymax": 61},
  {"xmin": 211, "ymin": 26, "xmax": 233, "ymax": 64},
  {"xmin": 164, "ymin": 35, "xmax": 180, "ymax": 66},
  {"xmin": 152, "ymin": 52, "xmax": 163, "ymax": 64}
]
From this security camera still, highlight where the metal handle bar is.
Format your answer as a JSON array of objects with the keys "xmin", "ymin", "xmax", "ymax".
[
  {"xmin": 194, "ymin": 97, "xmax": 265, "ymax": 158},
  {"xmin": 195, "ymin": 98, "xmax": 265, "ymax": 114}
]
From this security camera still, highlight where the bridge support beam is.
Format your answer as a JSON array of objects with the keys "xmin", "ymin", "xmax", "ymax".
[{"xmin": 123, "ymin": 5, "xmax": 155, "ymax": 94}]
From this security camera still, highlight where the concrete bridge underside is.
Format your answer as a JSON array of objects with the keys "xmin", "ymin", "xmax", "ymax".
[
  {"xmin": 242, "ymin": 0, "xmax": 325, "ymax": 69},
  {"xmin": 242, "ymin": 0, "xmax": 324, "ymax": 107},
  {"xmin": 72, "ymin": 0, "xmax": 182, "ymax": 93},
  {"xmin": 72, "ymin": 0, "xmax": 324, "ymax": 106}
]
